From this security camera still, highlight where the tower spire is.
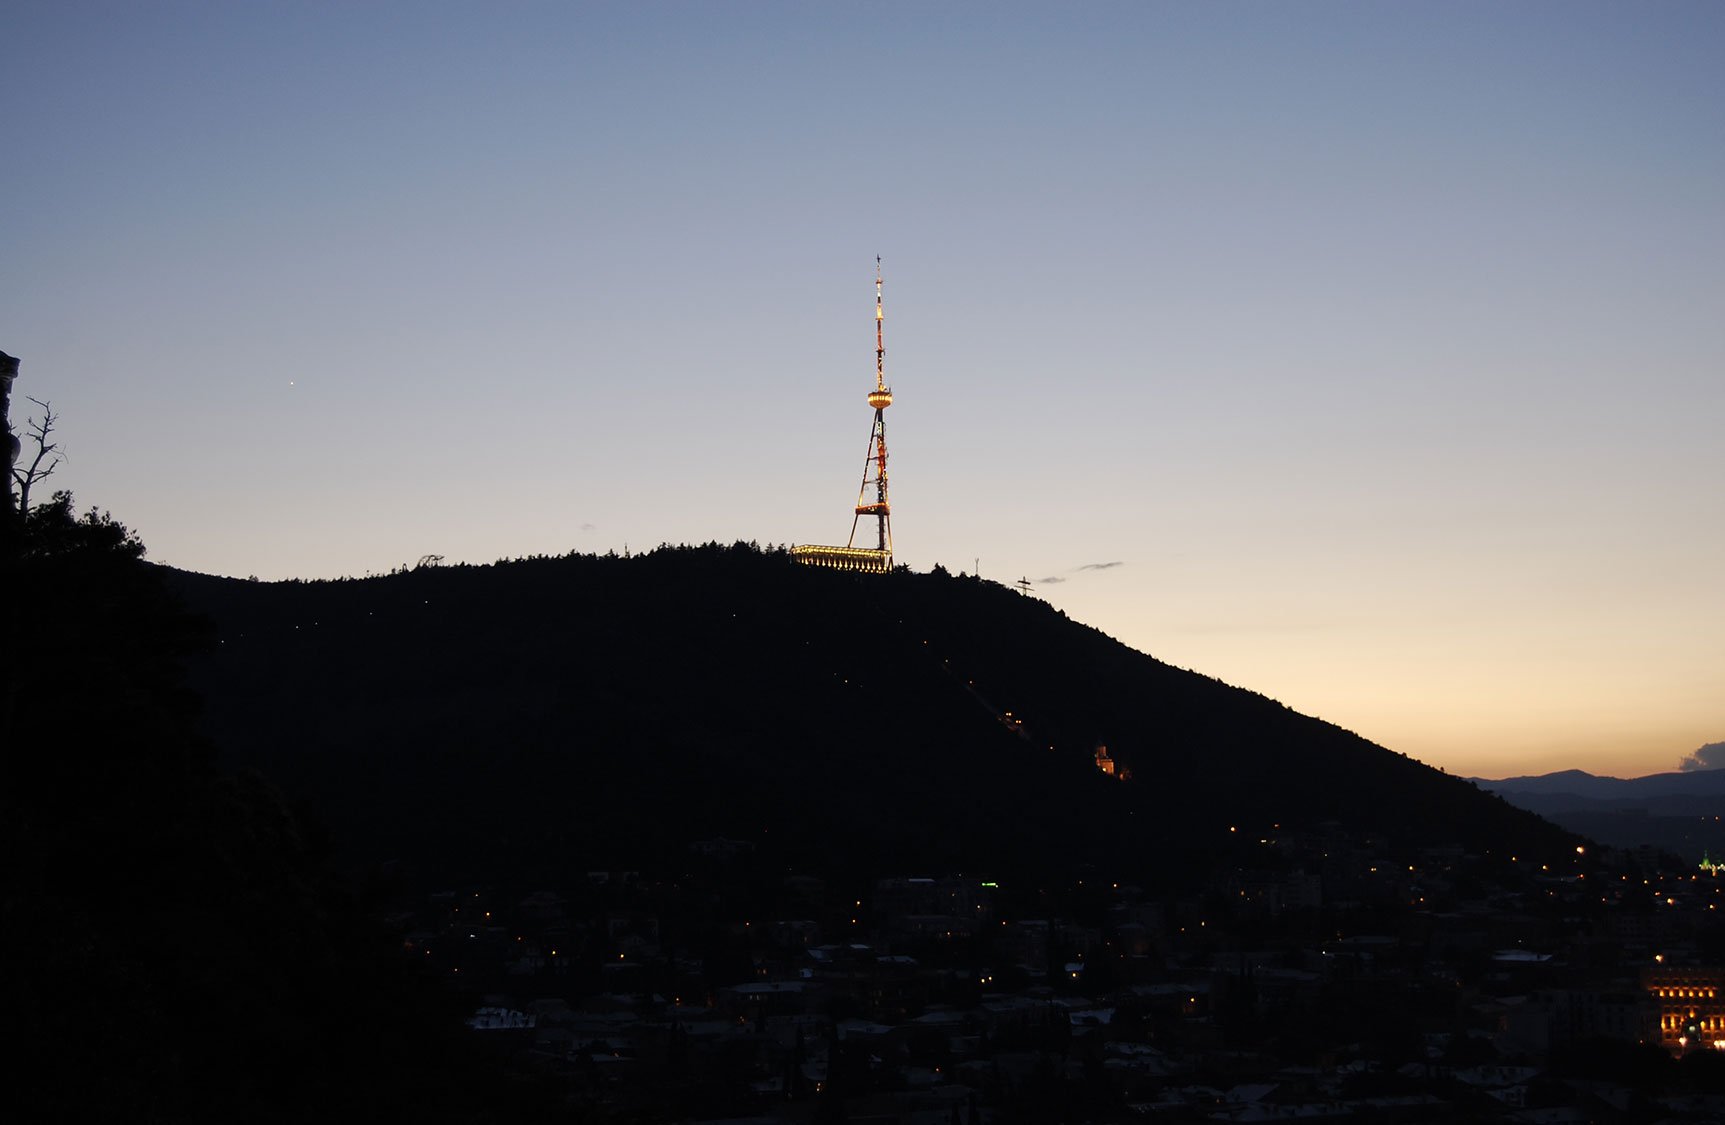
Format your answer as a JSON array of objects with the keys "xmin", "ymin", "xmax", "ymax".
[{"xmin": 875, "ymin": 254, "xmax": 886, "ymax": 393}]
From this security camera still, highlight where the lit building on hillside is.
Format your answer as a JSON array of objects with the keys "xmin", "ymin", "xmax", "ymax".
[{"xmin": 1644, "ymin": 965, "xmax": 1725, "ymax": 1054}]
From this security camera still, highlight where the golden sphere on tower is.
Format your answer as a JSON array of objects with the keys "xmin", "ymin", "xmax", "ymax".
[{"xmin": 867, "ymin": 387, "xmax": 893, "ymax": 409}]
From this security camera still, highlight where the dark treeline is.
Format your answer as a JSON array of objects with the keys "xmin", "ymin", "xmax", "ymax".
[{"xmin": 166, "ymin": 541, "xmax": 1573, "ymax": 898}]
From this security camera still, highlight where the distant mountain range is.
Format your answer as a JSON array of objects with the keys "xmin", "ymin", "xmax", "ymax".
[
  {"xmin": 1474, "ymin": 769, "xmax": 1725, "ymax": 860},
  {"xmin": 161, "ymin": 544, "xmax": 1575, "ymax": 889}
]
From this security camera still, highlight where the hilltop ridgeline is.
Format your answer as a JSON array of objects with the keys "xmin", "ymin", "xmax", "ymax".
[{"xmin": 165, "ymin": 543, "xmax": 1572, "ymax": 887}]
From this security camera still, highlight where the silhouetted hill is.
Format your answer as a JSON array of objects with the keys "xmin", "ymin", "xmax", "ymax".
[
  {"xmin": 164, "ymin": 545, "xmax": 1574, "ymax": 888},
  {"xmin": 1475, "ymin": 768, "xmax": 1725, "ymax": 861},
  {"xmin": 1478, "ymin": 767, "xmax": 1725, "ymax": 804}
]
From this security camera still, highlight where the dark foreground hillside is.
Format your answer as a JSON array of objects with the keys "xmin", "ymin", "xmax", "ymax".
[
  {"xmin": 167, "ymin": 544, "xmax": 1573, "ymax": 889},
  {"xmin": 12, "ymin": 519, "xmax": 1586, "ymax": 1122},
  {"xmin": 7, "ymin": 495, "xmax": 560, "ymax": 1123}
]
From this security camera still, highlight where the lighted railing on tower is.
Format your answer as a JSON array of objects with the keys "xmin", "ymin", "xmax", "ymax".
[{"xmin": 789, "ymin": 544, "xmax": 893, "ymax": 573}]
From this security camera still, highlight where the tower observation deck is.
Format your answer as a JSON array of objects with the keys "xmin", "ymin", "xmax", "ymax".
[{"xmin": 793, "ymin": 260, "xmax": 895, "ymax": 574}]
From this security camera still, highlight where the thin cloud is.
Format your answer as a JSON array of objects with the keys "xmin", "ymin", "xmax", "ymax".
[
  {"xmin": 1678, "ymin": 741, "xmax": 1725, "ymax": 772},
  {"xmin": 1169, "ymin": 620, "xmax": 1343, "ymax": 636},
  {"xmin": 1029, "ymin": 561, "xmax": 1124, "ymax": 585}
]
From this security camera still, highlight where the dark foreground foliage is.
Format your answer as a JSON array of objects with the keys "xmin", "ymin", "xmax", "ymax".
[{"xmin": 4, "ymin": 494, "xmax": 559, "ymax": 1123}]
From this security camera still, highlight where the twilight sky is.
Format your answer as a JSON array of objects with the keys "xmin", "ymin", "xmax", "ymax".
[{"xmin": 5, "ymin": 2, "xmax": 1720, "ymax": 779}]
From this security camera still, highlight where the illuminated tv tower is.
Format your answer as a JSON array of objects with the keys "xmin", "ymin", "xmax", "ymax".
[
  {"xmin": 850, "ymin": 257, "xmax": 893, "ymax": 555},
  {"xmin": 791, "ymin": 260, "xmax": 896, "ymax": 574}
]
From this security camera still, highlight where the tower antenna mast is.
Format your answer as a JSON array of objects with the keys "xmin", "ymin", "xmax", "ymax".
[
  {"xmin": 848, "ymin": 256, "xmax": 893, "ymax": 556},
  {"xmin": 791, "ymin": 260, "xmax": 899, "ymax": 574}
]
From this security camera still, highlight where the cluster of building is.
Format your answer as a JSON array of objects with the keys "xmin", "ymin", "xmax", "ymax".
[{"xmin": 390, "ymin": 825, "xmax": 1725, "ymax": 1122}]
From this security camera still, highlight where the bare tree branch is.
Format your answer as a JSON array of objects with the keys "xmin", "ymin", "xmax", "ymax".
[{"xmin": 12, "ymin": 397, "xmax": 63, "ymax": 513}]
